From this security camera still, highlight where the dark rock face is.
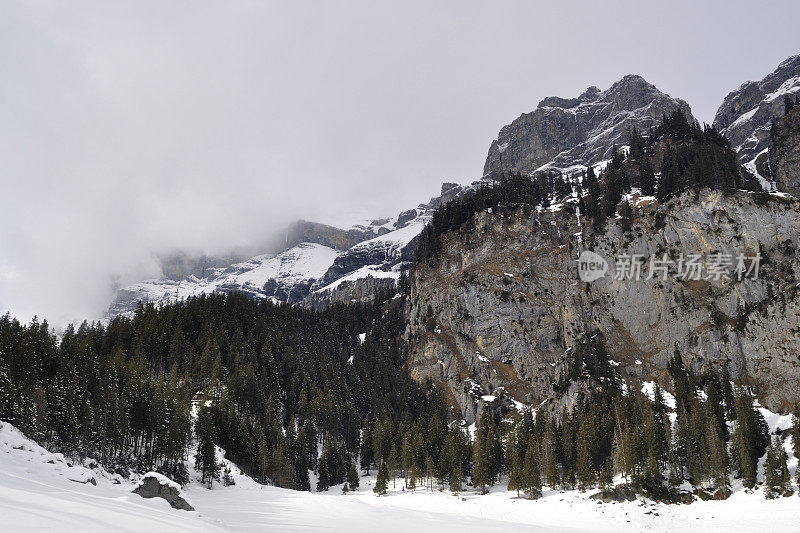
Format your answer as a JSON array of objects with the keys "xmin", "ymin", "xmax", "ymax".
[
  {"xmin": 280, "ymin": 220, "xmax": 377, "ymax": 252},
  {"xmin": 770, "ymin": 105, "xmax": 800, "ymax": 196},
  {"xmin": 305, "ymin": 276, "xmax": 398, "ymax": 310},
  {"xmin": 714, "ymin": 54, "xmax": 800, "ymax": 173},
  {"xmin": 158, "ymin": 252, "xmax": 245, "ymax": 281},
  {"xmin": 483, "ymin": 75, "xmax": 693, "ymax": 175},
  {"xmin": 133, "ymin": 474, "xmax": 194, "ymax": 511},
  {"xmin": 307, "ymin": 182, "xmax": 466, "ymax": 301}
]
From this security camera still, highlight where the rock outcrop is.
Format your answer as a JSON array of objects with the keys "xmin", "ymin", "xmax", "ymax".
[
  {"xmin": 406, "ymin": 188, "xmax": 800, "ymax": 421},
  {"xmin": 714, "ymin": 54, "xmax": 800, "ymax": 178},
  {"xmin": 133, "ymin": 472, "xmax": 194, "ymax": 511},
  {"xmin": 770, "ymin": 104, "xmax": 800, "ymax": 196},
  {"xmin": 308, "ymin": 182, "xmax": 466, "ymax": 297},
  {"xmin": 483, "ymin": 75, "xmax": 693, "ymax": 175}
]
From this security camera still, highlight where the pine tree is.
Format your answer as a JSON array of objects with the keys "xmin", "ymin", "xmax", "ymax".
[
  {"xmin": 598, "ymin": 460, "xmax": 614, "ymax": 491},
  {"xmin": 449, "ymin": 462, "xmax": 462, "ymax": 494},
  {"xmin": 347, "ymin": 461, "xmax": 360, "ymax": 490},
  {"xmin": 640, "ymin": 159, "xmax": 656, "ymax": 196},
  {"xmin": 388, "ymin": 444, "xmax": 400, "ymax": 489},
  {"xmin": 507, "ymin": 450, "xmax": 522, "ymax": 497},
  {"xmin": 195, "ymin": 407, "xmax": 220, "ymax": 488},
  {"xmin": 764, "ymin": 436, "xmax": 792, "ymax": 498},
  {"xmin": 472, "ymin": 429, "xmax": 490, "ymax": 493},
  {"xmin": 576, "ymin": 418, "xmax": 595, "ymax": 491},
  {"xmin": 732, "ymin": 388, "xmax": 769, "ymax": 488},
  {"xmin": 542, "ymin": 421, "xmax": 559, "ymax": 489},
  {"xmin": 628, "ymin": 126, "xmax": 645, "ymax": 159},
  {"xmin": 791, "ymin": 404, "xmax": 800, "ymax": 460},
  {"xmin": 408, "ymin": 465, "xmax": 418, "ymax": 491},
  {"xmin": 706, "ymin": 419, "xmax": 731, "ymax": 497},
  {"xmin": 360, "ymin": 416, "xmax": 375, "ymax": 474},
  {"xmin": 374, "ymin": 461, "xmax": 389, "ymax": 495},
  {"xmin": 521, "ymin": 440, "xmax": 542, "ymax": 499},
  {"xmin": 619, "ymin": 199, "xmax": 633, "ymax": 233}
]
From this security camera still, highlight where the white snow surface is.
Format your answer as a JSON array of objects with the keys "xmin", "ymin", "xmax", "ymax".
[
  {"xmin": 118, "ymin": 242, "xmax": 341, "ymax": 310},
  {"xmin": 3, "ymin": 407, "xmax": 800, "ymax": 533},
  {"xmin": 316, "ymin": 264, "xmax": 400, "ymax": 293},
  {"xmin": 345, "ymin": 216, "xmax": 427, "ymax": 258}
]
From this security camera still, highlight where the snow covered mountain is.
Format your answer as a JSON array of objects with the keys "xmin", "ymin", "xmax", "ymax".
[
  {"xmin": 714, "ymin": 54, "xmax": 800, "ymax": 186},
  {"xmin": 483, "ymin": 74, "xmax": 693, "ymax": 175},
  {"xmin": 107, "ymin": 182, "xmax": 469, "ymax": 316},
  {"xmin": 108, "ymin": 242, "xmax": 341, "ymax": 316}
]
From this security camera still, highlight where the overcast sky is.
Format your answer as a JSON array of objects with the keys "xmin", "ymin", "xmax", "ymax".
[{"xmin": 1, "ymin": 1, "xmax": 799, "ymax": 326}]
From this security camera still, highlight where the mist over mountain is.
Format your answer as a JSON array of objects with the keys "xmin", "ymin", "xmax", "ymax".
[{"xmin": 3, "ymin": 2, "xmax": 800, "ymax": 326}]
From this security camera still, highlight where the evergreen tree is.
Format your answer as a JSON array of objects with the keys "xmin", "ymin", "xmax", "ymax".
[
  {"xmin": 449, "ymin": 462, "xmax": 462, "ymax": 494},
  {"xmin": 764, "ymin": 436, "xmax": 791, "ymax": 498},
  {"xmin": 791, "ymin": 404, "xmax": 800, "ymax": 460},
  {"xmin": 598, "ymin": 460, "xmax": 614, "ymax": 491},
  {"xmin": 347, "ymin": 461, "xmax": 360, "ymax": 490},
  {"xmin": 640, "ymin": 159, "xmax": 656, "ymax": 196},
  {"xmin": 507, "ymin": 449, "xmax": 522, "ymax": 497},
  {"xmin": 374, "ymin": 461, "xmax": 389, "ymax": 496},
  {"xmin": 706, "ymin": 419, "xmax": 731, "ymax": 497},
  {"xmin": 731, "ymin": 388, "xmax": 769, "ymax": 488},
  {"xmin": 628, "ymin": 126, "xmax": 645, "ymax": 160},
  {"xmin": 316, "ymin": 459, "xmax": 330, "ymax": 492},
  {"xmin": 619, "ymin": 199, "xmax": 633, "ymax": 233},
  {"xmin": 195, "ymin": 407, "xmax": 220, "ymax": 488},
  {"xmin": 471, "ymin": 428, "xmax": 490, "ymax": 493},
  {"xmin": 388, "ymin": 444, "xmax": 400, "ymax": 488},
  {"xmin": 360, "ymin": 416, "xmax": 375, "ymax": 474},
  {"xmin": 521, "ymin": 440, "xmax": 542, "ymax": 499}
]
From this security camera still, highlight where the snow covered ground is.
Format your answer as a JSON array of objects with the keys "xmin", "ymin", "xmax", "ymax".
[{"xmin": 3, "ymin": 418, "xmax": 800, "ymax": 532}]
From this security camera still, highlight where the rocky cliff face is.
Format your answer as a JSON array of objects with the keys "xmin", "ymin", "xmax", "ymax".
[
  {"xmin": 308, "ymin": 182, "xmax": 466, "ymax": 294},
  {"xmin": 714, "ymin": 54, "xmax": 800, "ymax": 183},
  {"xmin": 770, "ymin": 104, "xmax": 800, "ymax": 196},
  {"xmin": 406, "ymin": 189, "xmax": 800, "ymax": 421},
  {"xmin": 483, "ymin": 75, "xmax": 693, "ymax": 175}
]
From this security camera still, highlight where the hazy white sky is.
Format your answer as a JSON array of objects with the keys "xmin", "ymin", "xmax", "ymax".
[{"xmin": 1, "ymin": 0, "xmax": 799, "ymax": 325}]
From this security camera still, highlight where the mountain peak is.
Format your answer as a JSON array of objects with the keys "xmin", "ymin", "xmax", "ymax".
[
  {"xmin": 713, "ymin": 53, "xmax": 800, "ymax": 182},
  {"xmin": 484, "ymin": 76, "xmax": 692, "ymax": 175}
]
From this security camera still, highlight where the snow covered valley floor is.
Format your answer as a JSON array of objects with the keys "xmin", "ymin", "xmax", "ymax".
[{"xmin": 2, "ymin": 420, "xmax": 799, "ymax": 533}]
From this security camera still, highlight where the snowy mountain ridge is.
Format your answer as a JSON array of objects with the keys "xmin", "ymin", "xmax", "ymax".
[
  {"xmin": 714, "ymin": 54, "xmax": 800, "ymax": 181},
  {"xmin": 108, "ymin": 242, "xmax": 342, "ymax": 315}
]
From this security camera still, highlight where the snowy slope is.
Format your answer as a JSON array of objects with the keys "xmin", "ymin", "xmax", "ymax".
[
  {"xmin": 3, "ymin": 417, "xmax": 800, "ymax": 533},
  {"xmin": 309, "ymin": 214, "xmax": 428, "ymax": 294},
  {"xmin": 108, "ymin": 243, "xmax": 341, "ymax": 316}
]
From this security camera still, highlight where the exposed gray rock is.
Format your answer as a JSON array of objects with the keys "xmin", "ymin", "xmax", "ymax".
[
  {"xmin": 407, "ymin": 189, "xmax": 800, "ymax": 422},
  {"xmin": 483, "ymin": 75, "xmax": 693, "ymax": 175},
  {"xmin": 590, "ymin": 484, "xmax": 637, "ymax": 503},
  {"xmin": 770, "ymin": 105, "xmax": 800, "ymax": 196},
  {"xmin": 305, "ymin": 275, "xmax": 398, "ymax": 310},
  {"xmin": 133, "ymin": 473, "xmax": 194, "ymax": 511},
  {"xmin": 714, "ymin": 54, "xmax": 800, "ymax": 174},
  {"xmin": 307, "ymin": 182, "xmax": 468, "ymax": 304}
]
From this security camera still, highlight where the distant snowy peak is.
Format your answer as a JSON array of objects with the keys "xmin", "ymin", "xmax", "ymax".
[
  {"xmin": 108, "ymin": 242, "xmax": 341, "ymax": 316},
  {"xmin": 484, "ymin": 74, "xmax": 693, "ymax": 175},
  {"xmin": 714, "ymin": 54, "xmax": 800, "ymax": 172}
]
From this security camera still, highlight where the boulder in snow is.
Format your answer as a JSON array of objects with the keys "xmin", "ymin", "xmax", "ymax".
[{"xmin": 132, "ymin": 472, "xmax": 194, "ymax": 511}]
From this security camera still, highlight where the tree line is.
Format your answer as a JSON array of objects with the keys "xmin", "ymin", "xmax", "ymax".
[{"xmin": 0, "ymin": 292, "xmax": 448, "ymax": 487}]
